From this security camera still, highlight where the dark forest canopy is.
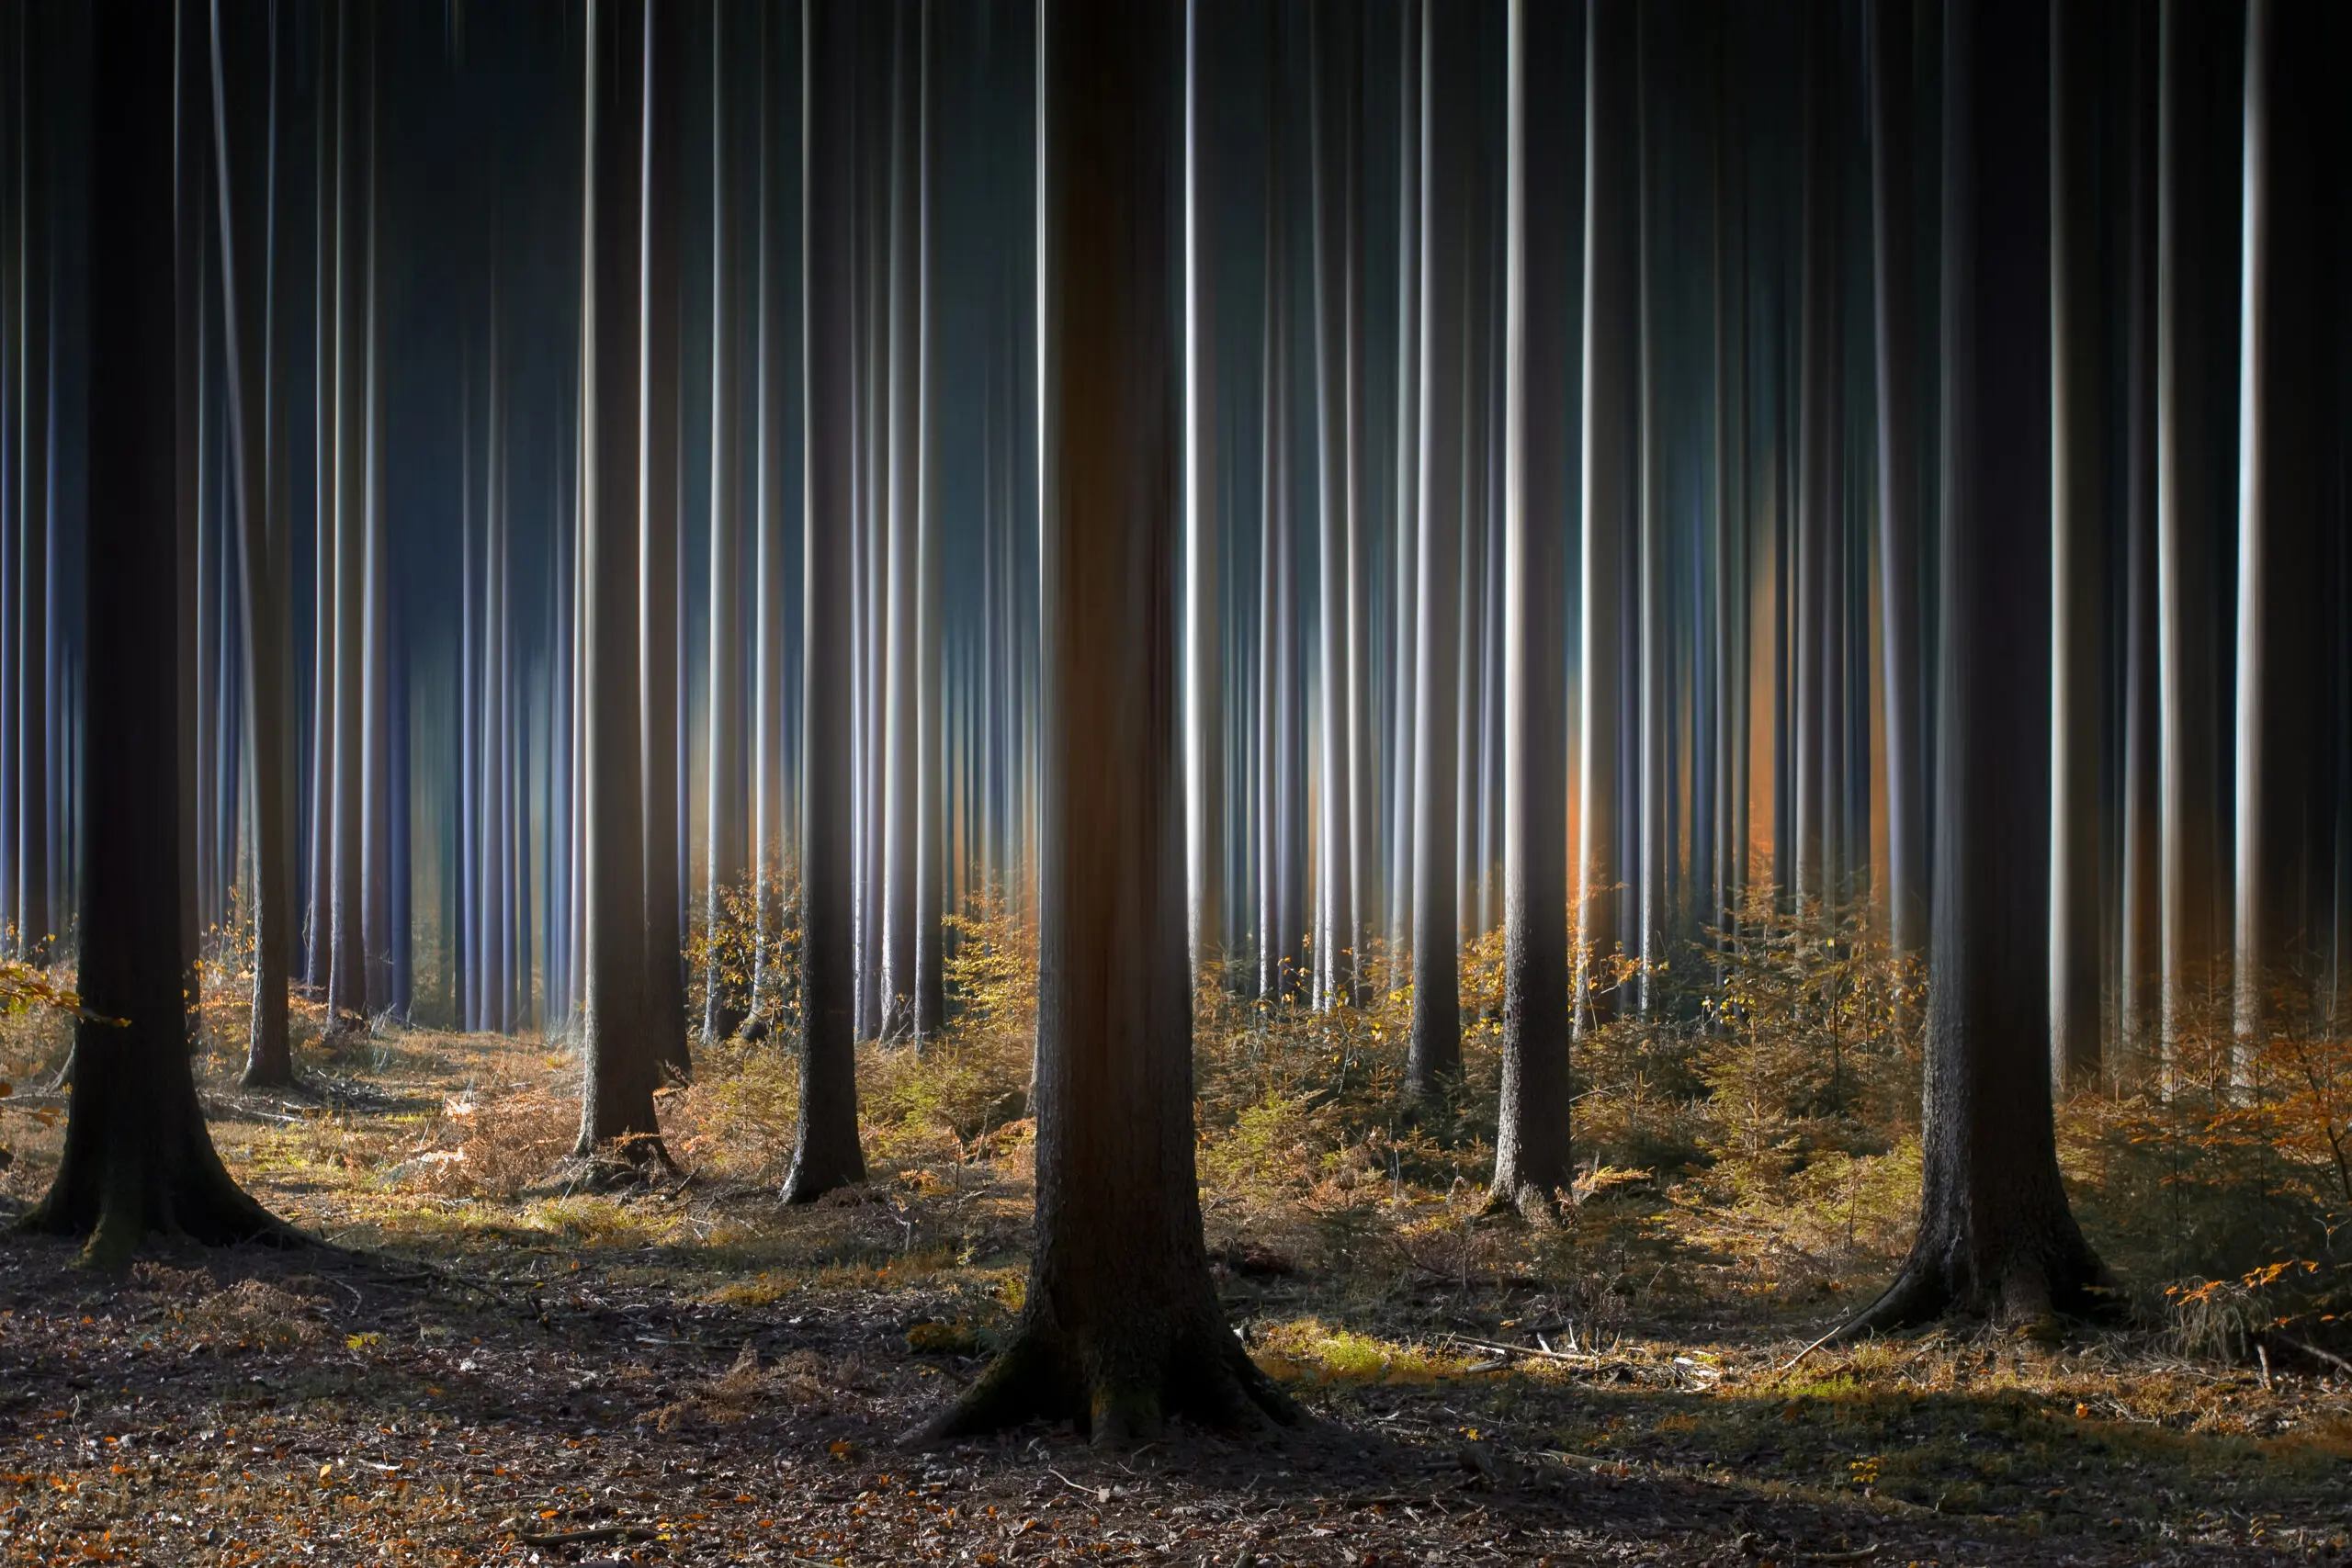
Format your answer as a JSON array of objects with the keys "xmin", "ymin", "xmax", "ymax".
[{"xmin": 1, "ymin": 0, "xmax": 2350, "ymax": 1444}]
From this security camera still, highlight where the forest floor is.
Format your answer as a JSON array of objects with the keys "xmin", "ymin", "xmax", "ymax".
[{"xmin": 0, "ymin": 1021, "xmax": 2346, "ymax": 1567}]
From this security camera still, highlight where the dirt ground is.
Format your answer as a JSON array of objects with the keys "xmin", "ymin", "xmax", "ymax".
[{"xmin": 0, "ymin": 1027, "xmax": 2346, "ymax": 1567}]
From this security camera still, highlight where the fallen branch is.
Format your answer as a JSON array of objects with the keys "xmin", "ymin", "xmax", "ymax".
[
  {"xmin": 512, "ymin": 1523, "xmax": 656, "ymax": 1549},
  {"xmin": 1439, "ymin": 1333, "xmax": 1590, "ymax": 1366},
  {"xmin": 2268, "ymin": 1331, "xmax": 2352, "ymax": 1376}
]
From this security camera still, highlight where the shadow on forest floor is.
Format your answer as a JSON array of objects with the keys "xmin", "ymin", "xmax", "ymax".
[{"xmin": 0, "ymin": 1019, "xmax": 2345, "ymax": 1564}]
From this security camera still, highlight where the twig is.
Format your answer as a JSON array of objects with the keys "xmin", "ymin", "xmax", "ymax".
[
  {"xmin": 2269, "ymin": 1331, "xmax": 2352, "ymax": 1376},
  {"xmin": 1778, "ymin": 1320, "xmax": 1852, "ymax": 1373},
  {"xmin": 1799, "ymin": 1546, "xmax": 1881, "ymax": 1564},
  {"xmin": 1046, "ymin": 1469, "xmax": 1110, "ymax": 1502},
  {"xmin": 1439, "ymin": 1333, "xmax": 1589, "ymax": 1366}
]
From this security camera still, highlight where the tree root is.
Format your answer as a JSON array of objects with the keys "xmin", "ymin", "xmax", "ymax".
[{"xmin": 905, "ymin": 1318, "xmax": 1302, "ymax": 1450}]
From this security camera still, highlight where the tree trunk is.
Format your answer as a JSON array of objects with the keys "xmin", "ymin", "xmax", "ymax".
[
  {"xmin": 574, "ymin": 0, "xmax": 667, "ymax": 1171},
  {"xmin": 1405, "ymin": 0, "xmax": 1467, "ymax": 1098},
  {"xmin": 1309, "ymin": 0, "xmax": 1356, "ymax": 1010},
  {"xmin": 211, "ymin": 0, "xmax": 296, "ymax": 1086},
  {"xmin": 1847, "ymin": 0, "xmax": 2107, "ymax": 1335},
  {"xmin": 1576, "ymin": 0, "xmax": 1634, "ymax": 1032},
  {"xmin": 702, "ymin": 0, "xmax": 749, "ymax": 1048},
  {"xmin": 1792, "ymin": 0, "xmax": 1835, "ymax": 915},
  {"xmin": 2049, "ymin": 0, "xmax": 2105, "ymax": 1089},
  {"xmin": 1386, "ymin": 0, "xmax": 1419, "ymax": 970},
  {"xmin": 1868, "ymin": 0, "xmax": 1927, "ymax": 965},
  {"xmin": 750, "ymin": 0, "xmax": 790, "ymax": 1029},
  {"xmin": 327, "ymin": 0, "xmax": 367, "ymax": 1032},
  {"xmin": 912, "ymin": 0, "xmax": 945, "ymax": 1042},
  {"xmin": 2118, "ymin": 0, "xmax": 2161, "ymax": 1068},
  {"xmin": 1634, "ymin": 2, "xmax": 1667, "ymax": 1009},
  {"xmin": 917, "ymin": 0, "xmax": 1291, "ymax": 1446},
  {"xmin": 786, "ymin": 0, "xmax": 870, "ymax": 1205},
  {"xmin": 305, "ymin": 6, "xmax": 336, "ymax": 996},
  {"xmin": 2232, "ymin": 0, "xmax": 2325, "ymax": 1053},
  {"xmin": 1494, "ymin": 0, "xmax": 1574, "ymax": 1214},
  {"xmin": 26, "ymin": 0, "xmax": 287, "ymax": 1267},
  {"xmin": 2156, "ymin": 0, "xmax": 2228, "ymax": 1076},
  {"xmin": 1183, "ymin": 0, "xmax": 1223, "ymax": 984},
  {"xmin": 639, "ymin": 0, "xmax": 689, "ymax": 1081}
]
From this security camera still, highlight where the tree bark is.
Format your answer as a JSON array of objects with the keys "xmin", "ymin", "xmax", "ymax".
[
  {"xmin": 1405, "ymin": 0, "xmax": 1467, "ymax": 1098},
  {"xmin": 702, "ymin": 0, "xmax": 749, "ymax": 1048},
  {"xmin": 786, "ymin": 0, "xmax": 870, "ymax": 1205},
  {"xmin": 916, "ymin": 0, "xmax": 1292, "ymax": 1446},
  {"xmin": 640, "ymin": 0, "xmax": 689, "ymax": 1081},
  {"xmin": 1494, "ymin": 0, "xmax": 1575, "ymax": 1214},
  {"xmin": 211, "ymin": 0, "xmax": 297, "ymax": 1086},
  {"xmin": 2232, "ymin": 0, "xmax": 2326, "ymax": 1052},
  {"xmin": 1576, "ymin": 0, "xmax": 1634, "ymax": 1032},
  {"xmin": 2049, "ymin": 0, "xmax": 2105, "ymax": 1089},
  {"xmin": 574, "ymin": 0, "xmax": 667, "ymax": 1171},
  {"xmin": 2118, "ymin": 0, "xmax": 2161, "ymax": 1068},
  {"xmin": 1868, "ymin": 0, "xmax": 1928, "ymax": 965},
  {"xmin": 26, "ymin": 0, "xmax": 288, "ymax": 1267},
  {"xmin": 1847, "ymin": 0, "xmax": 2107, "ymax": 1335},
  {"xmin": 2156, "ymin": 0, "xmax": 2229, "ymax": 1074}
]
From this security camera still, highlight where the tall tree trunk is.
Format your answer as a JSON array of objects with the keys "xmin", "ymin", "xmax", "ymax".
[
  {"xmin": 1405, "ymin": 0, "xmax": 1467, "ymax": 1098},
  {"xmin": 27, "ymin": 0, "xmax": 286, "ymax": 1264},
  {"xmin": 786, "ymin": 0, "xmax": 869, "ymax": 1204},
  {"xmin": 917, "ymin": 0, "xmax": 1292, "ymax": 1446},
  {"xmin": 1494, "ymin": 0, "xmax": 1575, "ymax": 1214},
  {"xmin": 1183, "ymin": 0, "xmax": 1223, "ymax": 984},
  {"xmin": 1868, "ymin": 0, "xmax": 1927, "ymax": 965},
  {"xmin": 327, "ymin": 0, "xmax": 367, "ymax": 1030},
  {"xmin": 2233, "ymin": 0, "xmax": 2325, "ymax": 1053},
  {"xmin": 574, "ymin": 0, "xmax": 666, "ymax": 1169},
  {"xmin": 305, "ymin": 4, "xmax": 336, "ymax": 995},
  {"xmin": 640, "ymin": 0, "xmax": 689, "ymax": 1080},
  {"xmin": 212, "ymin": 0, "xmax": 296, "ymax": 1086},
  {"xmin": 1576, "ymin": 0, "xmax": 1634, "ymax": 1032},
  {"xmin": 1309, "ymin": 0, "xmax": 1356, "ymax": 1009},
  {"xmin": 2118, "ymin": 0, "xmax": 2161, "ymax": 1069},
  {"xmin": 880, "ymin": 0, "xmax": 919, "ymax": 1039},
  {"xmin": 702, "ymin": 0, "xmax": 748, "ymax": 1047},
  {"xmin": 2049, "ymin": 0, "xmax": 2105, "ymax": 1089},
  {"xmin": 1792, "ymin": 0, "xmax": 1835, "ymax": 914},
  {"xmin": 1385, "ymin": 0, "xmax": 1419, "ymax": 969},
  {"xmin": 912, "ymin": 0, "xmax": 945, "ymax": 1041},
  {"xmin": 750, "ymin": 0, "xmax": 790, "ymax": 1028},
  {"xmin": 1634, "ymin": 2, "xmax": 1667, "ymax": 1008},
  {"xmin": 1848, "ymin": 0, "xmax": 2106, "ymax": 1335},
  {"xmin": 2156, "ymin": 0, "xmax": 2229, "ymax": 1076}
]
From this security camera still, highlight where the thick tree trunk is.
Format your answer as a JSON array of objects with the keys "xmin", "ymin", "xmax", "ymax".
[
  {"xmin": 917, "ymin": 0, "xmax": 1291, "ymax": 1445},
  {"xmin": 574, "ymin": 0, "xmax": 667, "ymax": 1170},
  {"xmin": 639, "ymin": 0, "xmax": 689, "ymax": 1081},
  {"xmin": 211, "ymin": 0, "xmax": 297, "ymax": 1086},
  {"xmin": 26, "ymin": 0, "xmax": 287, "ymax": 1267},
  {"xmin": 750, "ymin": 1, "xmax": 790, "ymax": 1028},
  {"xmin": 1405, "ymin": 0, "xmax": 1466, "ymax": 1098},
  {"xmin": 2049, "ymin": 0, "xmax": 2105, "ymax": 1089},
  {"xmin": 1576, "ymin": 0, "xmax": 1634, "ymax": 1032},
  {"xmin": 1494, "ymin": 0, "xmax": 1574, "ymax": 1214},
  {"xmin": 1847, "ymin": 0, "xmax": 2107, "ymax": 1335},
  {"xmin": 702, "ymin": 0, "xmax": 748, "ymax": 1048},
  {"xmin": 1868, "ymin": 0, "xmax": 1928, "ymax": 965},
  {"xmin": 786, "ymin": 0, "xmax": 869, "ymax": 1205}
]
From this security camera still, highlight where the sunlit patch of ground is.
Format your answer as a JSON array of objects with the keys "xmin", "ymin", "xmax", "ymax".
[{"xmin": 0, "ymin": 1008, "xmax": 2346, "ymax": 1564}]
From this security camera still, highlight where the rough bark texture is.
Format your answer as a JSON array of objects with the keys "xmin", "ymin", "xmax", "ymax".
[
  {"xmin": 25, "ymin": 1, "xmax": 288, "ymax": 1268},
  {"xmin": 1847, "ymin": 0, "xmax": 2107, "ymax": 1336},
  {"xmin": 915, "ymin": 0, "xmax": 1293, "ymax": 1449},
  {"xmin": 1493, "ymin": 0, "xmax": 1574, "ymax": 1216},
  {"xmin": 573, "ymin": 0, "xmax": 667, "ymax": 1171},
  {"xmin": 1404, "ymin": 0, "xmax": 1464, "ymax": 1099},
  {"xmin": 786, "ymin": 0, "xmax": 868, "ymax": 1206}
]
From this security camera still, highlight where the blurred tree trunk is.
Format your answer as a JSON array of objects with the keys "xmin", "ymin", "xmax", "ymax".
[
  {"xmin": 702, "ymin": 0, "xmax": 749, "ymax": 1047},
  {"xmin": 1576, "ymin": 0, "xmax": 1634, "ymax": 1032},
  {"xmin": 1405, "ymin": 0, "xmax": 1467, "ymax": 1097}
]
